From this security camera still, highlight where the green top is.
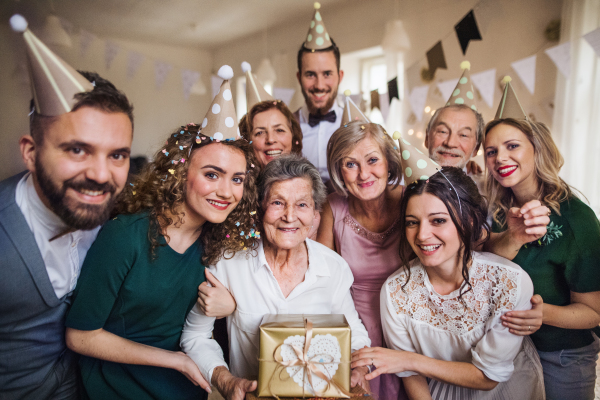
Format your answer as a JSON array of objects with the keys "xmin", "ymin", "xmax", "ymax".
[
  {"xmin": 66, "ymin": 213, "xmax": 207, "ymax": 400},
  {"xmin": 493, "ymin": 196, "xmax": 600, "ymax": 352}
]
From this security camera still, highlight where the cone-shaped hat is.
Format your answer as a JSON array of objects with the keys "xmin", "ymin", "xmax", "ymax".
[
  {"xmin": 200, "ymin": 65, "xmax": 239, "ymax": 141},
  {"xmin": 10, "ymin": 14, "xmax": 94, "ymax": 116},
  {"xmin": 241, "ymin": 61, "xmax": 274, "ymax": 113},
  {"xmin": 393, "ymin": 131, "xmax": 441, "ymax": 183},
  {"xmin": 341, "ymin": 90, "xmax": 369, "ymax": 126},
  {"xmin": 445, "ymin": 61, "xmax": 477, "ymax": 111},
  {"xmin": 303, "ymin": 2, "xmax": 333, "ymax": 50},
  {"xmin": 494, "ymin": 76, "xmax": 527, "ymax": 120}
]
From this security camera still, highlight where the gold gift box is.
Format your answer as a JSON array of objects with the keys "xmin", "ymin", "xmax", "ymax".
[{"xmin": 257, "ymin": 314, "xmax": 351, "ymax": 398}]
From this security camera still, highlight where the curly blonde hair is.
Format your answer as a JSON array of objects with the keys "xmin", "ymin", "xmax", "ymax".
[
  {"xmin": 484, "ymin": 118, "xmax": 574, "ymax": 229},
  {"xmin": 115, "ymin": 124, "xmax": 260, "ymax": 265}
]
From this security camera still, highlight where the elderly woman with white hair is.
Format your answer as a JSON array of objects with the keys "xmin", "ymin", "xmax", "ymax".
[{"xmin": 180, "ymin": 154, "xmax": 371, "ymax": 400}]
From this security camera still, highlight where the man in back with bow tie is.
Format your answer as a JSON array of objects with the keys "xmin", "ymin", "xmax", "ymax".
[{"xmin": 293, "ymin": 3, "xmax": 344, "ymax": 185}]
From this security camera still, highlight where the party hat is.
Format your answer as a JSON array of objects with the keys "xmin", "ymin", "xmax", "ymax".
[
  {"xmin": 445, "ymin": 61, "xmax": 477, "ymax": 111},
  {"xmin": 393, "ymin": 131, "xmax": 441, "ymax": 183},
  {"xmin": 494, "ymin": 76, "xmax": 527, "ymax": 120},
  {"xmin": 303, "ymin": 2, "xmax": 333, "ymax": 50},
  {"xmin": 241, "ymin": 61, "xmax": 274, "ymax": 113},
  {"xmin": 10, "ymin": 14, "xmax": 94, "ymax": 116},
  {"xmin": 200, "ymin": 65, "xmax": 239, "ymax": 140},
  {"xmin": 341, "ymin": 90, "xmax": 369, "ymax": 126}
]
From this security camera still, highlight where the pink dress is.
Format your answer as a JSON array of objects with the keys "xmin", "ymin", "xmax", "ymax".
[{"xmin": 329, "ymin": 193, "xmax": 407, "ymax": 400}]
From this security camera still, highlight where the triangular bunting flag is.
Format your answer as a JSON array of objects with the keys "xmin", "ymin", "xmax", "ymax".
[
  {"xmin": 79, "ymin": 29, "xmax": 95, "ymax": 57},
  {"xmin": 126, "ymin": 51, "xmax": 145, "ymax": 80},
  {"xmin": 211, "ymin": 75, "xmax": 223, "ymax": 99},
  {"xmin": 545, "ymin": 42, "xmax": 571, "ymax": 78},
  {"xmin": 454, "ymin": 10, "xmax": 482, "ymax": 55},
  {"xmin": 426, "ymin": 41, "xmax": 447, "ymax": 77},
  {"xmin": 437, "ymin": 78, "xmax": 459, "ymax": 102},
  {"xmin": 181, "ymin": 69, "xmax": 200, "ymax": 100},
  {"xmin": 385, "ymin": 97, "xmax": 402, "ymax": 134},
  {"xmin": 378, "ymin": 92, "xmax": 390, "ymax": 121},
  {"xmin": 511, "ymin": 55, "xmax": 536, "ymax": 94},
  {"xmin": 105, "ymin": 40, "xmax": 120, "ymax": 70},
  {"xmin": 370, "ymin": 89, "xmax": 380, "ymax": 110},
  {"xmin": 583, "ymin": 27, "xmax": 600, "ymax": 57},
  {"xmin": 273, "ymin": 87, "xmax": 295, "ymax": 106},
  {"xmin": 471, "ymin": 68, "xmax": 496, "ymax": 108},
  {"xmin": 409, "ymin": 85, "xmax": 429, "ymax": 122},
  {"xmin": 387, "ymin": 77, "xmax": 399, "ymax": 103},
  {"xmin": 154, "ymin": 60, "xmax": 172, "ymax": 90}
]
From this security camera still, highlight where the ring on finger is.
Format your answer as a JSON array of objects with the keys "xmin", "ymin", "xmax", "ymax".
[
  {"xmin": 547, "ymin": 209, "xmax": 551, "ymax": 216},
  {"xmin": 371, "ymin": 358, "xmax": 374, "ymax": 366},
  {"xmin": 528, "ymin": 325, "xmax": 531, "ymax": 331}
]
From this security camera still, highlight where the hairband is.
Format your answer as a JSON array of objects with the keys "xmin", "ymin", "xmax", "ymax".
[{"xmin": 436, "ymin": 169, "xmax": 462, "ymax": 214}]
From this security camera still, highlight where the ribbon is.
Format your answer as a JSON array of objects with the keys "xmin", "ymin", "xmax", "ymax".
[{"xmin": 260, "ymin": 318, "xmax": 352, "ymax": 399}]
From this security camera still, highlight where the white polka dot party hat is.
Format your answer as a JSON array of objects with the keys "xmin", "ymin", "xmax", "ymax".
[
  {"xmin": 393, "ymin": 131, "xmax": 441, "ymax": 183},
  {"xmin": 241, "ymin": 61, "xmax": 274, "ymax": 113},
  {"xmin": 494, "ymin": 76, "xmax": 527, "ymax": 120},
  {"xmin": 303, "ymin": 2, "xmax": 333, "ymax": 50},
  {"xmin": 341, "ymin": 90, "xmax": 369, "ymax": 126},
  {"xmin": 10, "ymin": 14, "xmax": 94, "ymax": 116},
  {"xmin": 445, "ymin": 61, "xmax": 477, "ymax": 111},
  {"xmin": 200, "ymin": 65, "xmax": 239, "ymax": 141}
]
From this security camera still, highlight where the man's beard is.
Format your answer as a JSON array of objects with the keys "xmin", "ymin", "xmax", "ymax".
[
  {"xmin": 35, "ymin": 157, "xmax": 118, "ymax": 230},
  {"xmin": 430, "ymin": 145, "xmax": 468, "ymax": 169},
  {"xmin": 302, "ymin": 86, "xmax": 338, "ymax": 115}
]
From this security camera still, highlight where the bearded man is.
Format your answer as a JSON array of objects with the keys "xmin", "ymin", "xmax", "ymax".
[{"xmin": 0, "ymin": 15, "xmax": 134, "ymax": 400}]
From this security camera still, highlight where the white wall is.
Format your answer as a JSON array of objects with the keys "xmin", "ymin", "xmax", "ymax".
[{"xmin": 0, "ymin": 24, "xmax": 213, "ymax": 180}]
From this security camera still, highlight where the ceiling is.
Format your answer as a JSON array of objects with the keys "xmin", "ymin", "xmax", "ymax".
[{"xmin": 1, "ymin": 0, "xmax": 348, "ymax": 49}]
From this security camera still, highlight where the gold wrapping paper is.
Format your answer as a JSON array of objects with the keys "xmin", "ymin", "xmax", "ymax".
[{"xmin": 257, "ymin": 314, "xmax": 351, "ymax": 398}]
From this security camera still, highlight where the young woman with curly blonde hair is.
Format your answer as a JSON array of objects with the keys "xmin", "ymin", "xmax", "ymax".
[{"xmin": 64, "ymin": 124, "xmax": 259, "ymax": 400}]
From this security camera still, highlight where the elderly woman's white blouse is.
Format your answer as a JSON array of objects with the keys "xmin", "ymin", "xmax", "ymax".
[
  {"xmin": 181, "ymin": 239, "xmax": 371, "ymax": 383},
  {"xmin": 381, "ymin": 251, "xmax": 534, "ymax": 383}
]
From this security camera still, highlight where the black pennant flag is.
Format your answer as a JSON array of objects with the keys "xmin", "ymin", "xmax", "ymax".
[
  {"xmin": 426, "ymin": 41, "xmax": 447, "ymax": 77},
  {"xmin": 455, "ymin": 10, "xmax": 482, "ymax": 55},
  {"xmin": 387, "ymin": 77, "xmax": 399, "ymax": 104}
]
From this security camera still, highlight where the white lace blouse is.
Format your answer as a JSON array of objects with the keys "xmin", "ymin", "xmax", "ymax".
[{"xmin": 381, "ymin": 251, "xmax": 534, "ymax": 383}]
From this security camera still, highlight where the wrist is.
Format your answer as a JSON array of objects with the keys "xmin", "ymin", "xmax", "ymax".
[{"xmin": 212, "ymin": 366, "xmax": 231, "ymax": 389}]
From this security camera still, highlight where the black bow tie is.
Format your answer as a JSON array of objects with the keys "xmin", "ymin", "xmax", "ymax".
[{"xmin": 308, "ymin": 110, "xmax": 336, "ymax": 127}]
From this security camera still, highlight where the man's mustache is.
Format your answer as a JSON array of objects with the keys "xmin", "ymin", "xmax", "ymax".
[{"xmin": 63, "ymin": 177, "xmax": 116, "ymax": 195}]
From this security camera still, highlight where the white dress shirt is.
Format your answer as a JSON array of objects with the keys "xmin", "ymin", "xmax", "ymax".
[
  {"xmin": 15, "ymin": 173, "xmax": 100, "ymax": 299},
  {"xmin": 297, "ymin": 101, "xmax": 343, "ymax": 182},
  {"xmin": 381, "ymin": 251, "xmax": 533, "ymax": 383},
  {"xmin": 181, "ymin": 239, "xmax": 371, "ymax": 383}
]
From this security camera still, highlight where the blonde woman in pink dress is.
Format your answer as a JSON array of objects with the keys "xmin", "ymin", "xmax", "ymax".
[{"xmin": 317, "ymin": 122, "xmax": 407, "ymax": 400}]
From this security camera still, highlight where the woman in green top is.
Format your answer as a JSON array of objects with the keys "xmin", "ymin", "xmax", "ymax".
[
  {"xmin": 65, "ymin": 123, "xmax": 259, "ymax": 400},
  {"xmin": 484, "ymin": 117, "xmax": 600, "ymax": 400}
]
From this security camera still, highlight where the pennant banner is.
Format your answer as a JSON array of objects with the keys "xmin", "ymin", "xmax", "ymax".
[
  {"xmin": 379, "ymin": 92, "xmax": 390, "ymax": 121},
  {"xmin": 545, "ymin": 42, "xmax": 571, "ymax": 78},
  {"xmin": 385, "ymin": 97, "xmax": 402, "ymax": 135},
  {"xmin": 455, "ymin": 10, "xmax": 482, "ymax": 55},
  {"xmin": 370, "ymin": 89, "xmax": 380, "ymax": 110},
  {"xmin": 211, "ymin": 75, "xmax": 224, "ymax": 99},
  {"xmin": 181, "ymin": 69, "xmax": 200, "ymax": 100},
  {"xmin": 511, "ymin": 54, "xmax": 536, "ymax": 95},
  {"xmin": 126, "ymin": 51, "xmax": 145, "ymax": 80},
  {"xmin": 426, "ymin": 41, "xmax": 447, "ymax": 77},
  {"xmin": 387, "ymin": 77, "xmax": 399, "ymax": 103},
  {"xmin": 583, "ymin": 27, "xmax": 600, "ymax": 57},
  {"xmin": 409, "ymin": 85, "xmax": 430, "ymax": 122},
  {"xmin": 471, "ymin": 68, "xmax": 496, "ymax": 108},
  {"xmin": 105, "ymin": 40, "xmax": 120, "ymax": 70},
  {"xmin": 79, "ymin": 29, "xmax": 95, "ymax": 57},
  {"xmin": 273, "ymin": 87, "xmax": 296, "ymax": 106},
  {"xmin": 437, "ymin": 78, "xmax": 459, "ymax": 101},
  {"xmin": 154, "ymin": 60, "xmax": 173, "ymax": 90}
]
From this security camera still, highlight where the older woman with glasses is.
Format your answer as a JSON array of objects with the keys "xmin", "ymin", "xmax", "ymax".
[{"xmin": 180, "ymin": 155, "xmax": 371, "ymax": 400}]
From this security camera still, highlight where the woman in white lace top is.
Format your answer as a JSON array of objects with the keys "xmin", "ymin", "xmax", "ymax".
[{"xmin": 352, "ymin": 167, "xmax": 545, "ymax": 400}]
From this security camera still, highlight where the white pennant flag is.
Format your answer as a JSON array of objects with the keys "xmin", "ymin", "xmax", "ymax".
[
  {"xmin": 273, "ymin": 87, "xmax": 296, "ymax": 106},
  {"xmin": 126, "ymin": 51, "xmax": 145, "ymax": 80},
  {"xmin": 545, "ymin": 42, "xmax": 571, "ymax": 78},
  {"xmin": 386, "ymin": 97, "xmax": 403, "ymax": 135},
  {"xmin": 154, "ymin": 61, "xmax": 173, "ymax": 90},
  {"xmin": 211, "ymin": 75, "xmax": 223, "ymax": 99},
  {"xmin": 409, "ymin": 85, "xmax": 430, "ymax": 122},
  {"xmin": 79, "ymin": 30, "xmax": 95, "ymax": 57},
  {"xmin": 181, "ymin": 69, "xmax": 200, "ymax": 100},
  {"xmin": 471, "ymin": 68, "xmax": 496, "ymax": 108},
  {"xmin": 511, "ymin": 55, "xmax": 536, "ymax": 94},
  {"xmin": 437, "ymin": 79, "xmax": 459, "ymax": 102},
  {"xmin": 583, "ymin": 27, "xmax": 600, "ymax": 57},
  {"xmin": 379, "ymin": 92, "xmax": 390, "ymax": 121},
  {"xmin": 105, "ymin": 40, "xmax": 120, "ymax": 70}
]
